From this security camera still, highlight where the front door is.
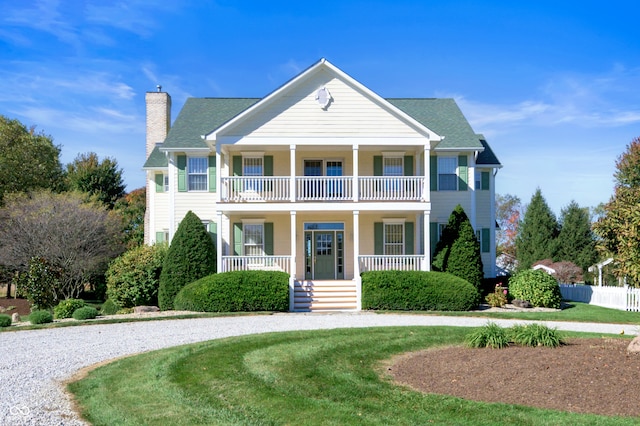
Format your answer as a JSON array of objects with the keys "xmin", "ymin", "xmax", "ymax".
[{"xmin": 314, "ymin": 231, "xmax": 335, "ymax": 279}]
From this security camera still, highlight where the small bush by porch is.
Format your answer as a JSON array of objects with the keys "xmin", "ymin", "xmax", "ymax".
[{"xmin": 361, "ymin": 270, "xmax": 480, "ymax": 311}]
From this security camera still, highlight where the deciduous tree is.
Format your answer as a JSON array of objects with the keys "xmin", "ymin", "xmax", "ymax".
[
  {"xmin": 0, "ymin": 191, "xmax": 124, "ymax": 300},
  {"xmin": 0, "ymin": 115, "xmax": 65, "ymax": 203},
  {"xmin": 515, "ymin": 189, "xmax": 559, "ymax": 270},
  {"xmin": 66, "ymin": 152, "xmax": 126, "ymax": 208},
  {"xmin": 114, "ymin": 187, "xmax": 146, "ymax": 249}
]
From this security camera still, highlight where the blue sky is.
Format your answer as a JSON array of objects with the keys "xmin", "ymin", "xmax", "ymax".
[{"xmin": 1, "ymin": 0, "xmax": 639, "ymax": 216}]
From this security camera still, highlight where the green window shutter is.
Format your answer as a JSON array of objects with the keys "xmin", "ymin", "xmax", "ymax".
[
  {"xmin": 430, "ymin": 156, "xmax": 437, "ymax": 191},
  {"xmin": 264, "ymin": 222, "xmax": 274, "ymax": 255},
  {"xmin": 482, "ymin": 228, "xmax": 490, "ymax": 253},
  {"xmin": 373, "ymin": 156, "xmax": 382, "ymax": 176},
  {"xmin": 208, "ymin": 222, "xmax": 217, "ymax": 248},
  {"xmin": 458, "ymin": 155, "xmax": 468, "ymax": 191},
  {"xmin": 430, "ymin": 222, "xmax": 439, "ymax": 257},
  {"xmin": 405, "ymin": 222, "xmax": 414, "ymax": 255},
  {"xmin": 233, "ymin": 156, "xmax": 242, "ymax": 176},
  {"xmin": 208, "ymin": 156, "xmax": 216, "ymax": 192},
  {"xmin": 264, "ymin": 156, "xmax": 273, "ymax": 176},
  {"xmin": 233, "ymin": 222, "xmax": 243, "ymax": 255},
  {"xmin": 177, "ymin": 155, "xmax": 187, "ymax": 192},
  {"xmin": 481, "ymin": 171, "xmax": 490, "ymax": 190},
  {"xmin": 374, "ymin": 222, "xmax": 383, "ymax": 255},
  {"xmin": 155, "ymin": 231, "xmax": 165, "ymax": 243},
  {"xmin": 404, "ymin": 156, "xmax": 413, "ymax": 176},
  {"xmin": 155, "ymin": 173, "xmax": 164, "ymax": 193}
]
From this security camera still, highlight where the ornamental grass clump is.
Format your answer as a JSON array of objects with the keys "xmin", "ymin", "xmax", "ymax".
[
  {"xmin": 510, "ymin": 323, "xmax": 564, "ymax": 347},
  {"xmin": 466, "ymin": 322, "xmax": 510, "ymax": 349}
]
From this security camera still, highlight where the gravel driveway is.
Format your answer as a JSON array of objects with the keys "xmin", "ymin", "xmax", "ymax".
[{"xmin": 1, "ymin": 312, "xmax": 637, "ymax": 425}]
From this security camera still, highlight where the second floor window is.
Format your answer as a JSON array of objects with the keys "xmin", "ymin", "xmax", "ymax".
[
  {"xmin": 438, "ymin": 156, "xmax": 457, "ymax": 190},
  {"xmin": 188, "ymin": 157, "xmax": 208, "ymax": 191},
  {"xmin": 383, "ymin": 157, "xmax": 403, "ymax": 176},
  {"xmin": 243, "ymin": 157, "xmax": 263, "ymax": 176}
]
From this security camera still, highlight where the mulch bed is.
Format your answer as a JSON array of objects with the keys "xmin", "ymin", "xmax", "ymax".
[
  {"xmin": 387, "ymin": 338, "xmax": 640, "ymax": 417},
  {"xmin": 0, "ymin": 297, "xmax": 31, "ymax": 316}
]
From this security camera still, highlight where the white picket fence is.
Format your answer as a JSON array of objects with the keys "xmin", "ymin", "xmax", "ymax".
[{"xmin": 559, "ymin": 284, "xmax": 640, "ymax": 312}]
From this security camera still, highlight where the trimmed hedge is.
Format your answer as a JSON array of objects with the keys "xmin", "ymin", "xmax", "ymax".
[
  {"xmin": 509, "ymin": 269, "xmax": 562, "ymax": 309},
  {"xmin": 174, "ymin": 271, "xmax": 289, "ymax": 312},
  {"xmin": 72, "ymin": 306, "xmax": 99, "ymax": 320},
  {"xmin": 100, "ymin": 298, "xmax": 120, "ymax": 315},
  {"xmin": 362, "ymin": 270, "xmax": 480, "ymax": 311},
  {"xmin": 54, "ymin": 299, "xmax": 86, "ymax": 319},
  {"xmin": 29, "ymin": 310, "xmax": 53, "ymax": 324},
  {"xmin": 0, "ymin": 314, "xmax": 11, "ymax": 327}
]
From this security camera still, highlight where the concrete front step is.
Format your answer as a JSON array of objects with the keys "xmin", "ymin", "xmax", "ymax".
[{"xmin": 293, "ymin": 280, "xmax": 358, "ymax": 312}]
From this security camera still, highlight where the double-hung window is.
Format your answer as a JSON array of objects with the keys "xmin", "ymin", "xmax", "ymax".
[
  {"xmin": 243, "ymin": 157, "xmax": 263, "ymax": 192},
  {"xmin": 188, "ymin": 157, "xmax": 208, "ymax": 191},
  {"xmin": 383, "ymin": 157, "xmax": 403, "ymax": 176},
  {"xmin": 438, "ymin": 156, "xmax": 457, "ymax": 190},
  {"xmin": 244, "ymin": 224, "xmax": 264, "ymax": 256},
  {"xmin": 384, "ymin": 223, "xmax": 404, "ymax": 255}
]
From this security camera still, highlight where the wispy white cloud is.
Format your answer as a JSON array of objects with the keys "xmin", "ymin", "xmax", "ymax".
[
  {"xmin": 3, "ymin": 0, "xmax": 79, "ymax": 46},
  {"xmin": 453, "ymin": 66, "xmax": 640, "ymax": 133}
]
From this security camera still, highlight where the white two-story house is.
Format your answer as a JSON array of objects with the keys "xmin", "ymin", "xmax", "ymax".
[{"xmin": 143, "ymin": 59, "xmax": 501, "ymax": 311}]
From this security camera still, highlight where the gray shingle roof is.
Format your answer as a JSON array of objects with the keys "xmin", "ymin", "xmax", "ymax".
[
  {"xmin": 143, "ymin": 145, "xmax": 167, "ymax": 168},
  {"xmin": 386, "ymin": 98, "xmax": 484, "ymax": 150},
  {"xmin": 148, "ymin": 96, "xmax": 500, "ymax": 167},
  {"xmin": 162, "ymin": 98, "xmax": 259, "ymax": 150},
  {"xmin": 476, "ymin": 134, "xmax": 502, "ymax": 166}
]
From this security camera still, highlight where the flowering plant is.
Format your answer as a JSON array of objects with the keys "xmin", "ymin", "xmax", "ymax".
[{"xmin": 486, "ymin": 283, "xmax": 508, "ymax": 307}]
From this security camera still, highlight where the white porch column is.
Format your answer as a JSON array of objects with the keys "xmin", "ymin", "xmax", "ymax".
[
  {"xmin": 469, "ymin": 153, "xmax": 476, "ymax": 231},
  {"xmin": 289, "ymin": 210, "xmax": 297, "ymax": 311},
  {"xmin": 168, "ymin": 152, "xmax": 176, "ymax": 240},
  {"xmin": 353, "ymin": 210, "xmax": 361, "ymax": 309},
  {"xmin": 216, "ymin": 211, "xmax": 223, "ymax": 273},
  {"xmin": 290, "ymin": 144, "xmax": 296, "ymax": 202},
  {"xmin": 423, "ymin": 145, "xmax": 430, "ymax": 202},
  {"xmin": 216, "ymin": 144, "xmax": 222, "ymax": 203},
  {"xmin": 352, "ymin": 144, "xmax": 359, "ymax": 202},
  {"xmin": 423, "ymin": 210, "xmax": 431, "ymax": 271}
]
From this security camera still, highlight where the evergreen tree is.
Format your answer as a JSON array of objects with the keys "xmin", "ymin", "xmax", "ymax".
[
  {"xmin": 158, "ymin": 211, "xmax": 216, "ymax": 310},
  {"xmin": 515, "ymin": 189, "xmax": 559, "ymax": 270},
  {"xmin": 557, "ymin": 200, "xmax": 597, "ymax": 272},
  {"xmin": 432, "ymin": 205, "xmax": 484, "ymax": 288}
]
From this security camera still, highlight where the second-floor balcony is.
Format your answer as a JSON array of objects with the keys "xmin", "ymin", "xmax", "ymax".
[{"xmin": 220, "ymin": 176, "xmax": 425, "ymax": 202}]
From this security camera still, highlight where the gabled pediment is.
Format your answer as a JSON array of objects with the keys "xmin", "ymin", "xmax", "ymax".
[{"xmin": 206, "ymin": 59, "xmax": 442, "ymax": 143}]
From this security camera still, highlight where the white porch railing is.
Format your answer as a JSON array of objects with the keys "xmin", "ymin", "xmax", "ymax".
[
  {"xmin": 221, "ymin": 177, "xmax": 290, "ymax": 202},
  {"xmin": 359, "ymin": 177, "xmax": 424, "ymax": 201},
  {"xmin": 560, "ymin": 284, "xmax": 640, "ymax": 311},
  {"xmin": 358, "ymin": 255, "xmax": 425, "ymax": 272},
  {"xmin": 221, "ymin": 255, "xmax": 291, "ymax": 273},
  {"xmin": 296, "ymin": 176, "xmax": 353, "ymax": 201}
]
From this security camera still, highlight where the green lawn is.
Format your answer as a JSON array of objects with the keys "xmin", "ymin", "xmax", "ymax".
[{"xmin": 68, "ymin": 327, "xmax": 638, "ymax": 425}]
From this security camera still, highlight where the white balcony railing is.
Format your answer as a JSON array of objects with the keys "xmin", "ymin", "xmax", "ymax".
[
  {"xmin": 221, "ymin": 255, "xmax": 291, "ymax": 273},
  {"xmin": 296, "ymin": 176, "xmax": 353, "ymax": 201},
  {"xmin": 221, "ymin": 177, "xmax": 290, "ymax": 202},
  {"xmin": 359, "ymin": 177, "xmax": 424, "ymax": 201},
  {"xmin": 358, "ymin": 255, "xmax": 425, "ymax": 272},
  {"xmin": 220, "ymin": 176, "xmax": 425, "ymax": 202}
]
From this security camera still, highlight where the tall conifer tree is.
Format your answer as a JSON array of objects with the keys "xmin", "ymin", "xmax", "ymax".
[
  {"xmin": 557, "ymin": 200, "xmax": 597, "ymax": 272},
  {"xmin": 515, "ymin": 189, "xmax": 559, "ymax": 270}
]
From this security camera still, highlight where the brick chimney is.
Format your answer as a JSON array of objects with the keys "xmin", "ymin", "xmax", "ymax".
[
  {"xmin": 145, "ymin": 86, "xmax": 171, "ymax": 156},
  {"xmin": 144, "ymin": 86, "xmax": 171, "ymax": 245}
]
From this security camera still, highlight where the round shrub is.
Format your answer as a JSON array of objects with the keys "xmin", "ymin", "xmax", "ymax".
[
  {"xmin": 361, "ymin": 270, "xmax": 480, "ymax": 311},
  {"xmin": 72, "ymin": 306, "xmax": 99, "ymax": 320},
  {"xmin": 174, "ymin": 271, "xmax": 289, "ymax": 312},
  {"xmin": 106, "ymin": 244, "xmax": 167, "ymax": 308},
  {"xmin": 54, "ymin": 299, "xmax": 86, "ymax": 319},
  {"xmin": 29, "ymin": 310, "xmax": 53, "ymax": 324},
  {"xmin": 100, "ymin": 298, "xmax": 121, "ymax": 315},
  {"xmin": 509, "ymin": 269, "xmax": 562, "ymax": 309},
  {"xmin": 0, "ymin": 314, "xmax": 11, "ymax": 327}
]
